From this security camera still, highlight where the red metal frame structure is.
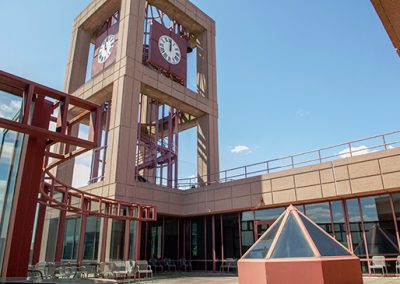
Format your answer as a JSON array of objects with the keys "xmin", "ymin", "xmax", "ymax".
[
  {"xmin": 0, "ymin": 70, "xmax": 156, "ymax": 277},
  {"xmin": 135, "ymin": 94, "xmax": 179, "ymax": 188}
]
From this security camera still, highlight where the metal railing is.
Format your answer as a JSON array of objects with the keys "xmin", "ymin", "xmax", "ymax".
[{"xmin": 149, "ymin": 130, "xmax": 400, "ymax": 190}]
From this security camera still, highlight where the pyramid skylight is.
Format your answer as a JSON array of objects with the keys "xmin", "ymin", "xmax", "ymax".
[{"xmin": 242, "ymin": 205, "xmax": 352, "ymax": 259}]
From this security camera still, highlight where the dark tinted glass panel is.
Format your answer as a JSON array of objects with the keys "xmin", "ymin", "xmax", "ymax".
[
  {"xmin": 140, "ymin": 222, "xmax": 146, "ymax": 259},
  {"xmin": 222, "ymin": 214, "xmax": 240, "ymax": 259},
  {"xmin": 360, "ymin": 195, "xmax": 399, "ymax": 257},
  {"xmin": 206, "ymin": 216, "xmax": 213, "ymax": 260},
  {"xmin": 164, "ymin": 217, "xmax": 178, "ymax": 259},
  {"xmin": 214, "ymin": 216, "xmax": 222, "ymax": 261},
  {"xmin": 243, "ymin": 215, "xmax": 283, "ymax": 259},
  {"xmin": 305, "ymin": 202, "xmax": 333, "ymax": 235},
  {"xmin": 178, "ymin": 219, "xmax": 184, "ymax": 259},
  {"xmin": 191, "ymin": 217, "xmax": 205, "ymax": 259},
  {"xmin": 63, "ymin": 217, "xmax": 81, "ymax": 260},
  {"xmin": 83, "ymin": 217, "xmax": 100, "ymax": 260},
  {"xmin": 147, "ymin": 218, "xmax": 162, "ymax": 259},
  {"xmin": 110, "ymin": 219, "xmax": 125, "ymax": 260},
  {"xmin": 331, "ymin": 201, "xmax": 348, "ymax": 247},
  {"xmin": 271, "ymin": 213, "xmax": 314, "ymax": 258},
  {"xmin": 299, "ymin": 214, "xmax": 350, "ymax": 256},
  {"xmin": 128, "ymin": 221, "xmax": 137, "ymax": 260},
  {"xmin": 346, "ymin": 199, "xmax": 366, "ymax": 257}
]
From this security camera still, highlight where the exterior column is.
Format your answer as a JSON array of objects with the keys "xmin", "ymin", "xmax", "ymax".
[{"xmin": 2, "ymin": 97, "xmax": 53, "ymax": 277}]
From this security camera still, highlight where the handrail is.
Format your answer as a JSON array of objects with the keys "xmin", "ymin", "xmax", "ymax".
[{"xmin": 141, "ymin": 130, "xmax": 400, "ymax": 190}]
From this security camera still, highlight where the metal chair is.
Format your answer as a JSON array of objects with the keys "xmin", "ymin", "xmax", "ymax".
[
  {"xmin": 370, "ymin": 256, "xmax": 387, "ymax": 274},
  {"xmin": 396, "ymin": 256, "xmax": 400, "ymax": 274},
  {"xmin": 178, "ymin": 258, "xmax": 192, "ymax": 272},
  {"xmin": 136, "ymin": 260, "xmax": 153, "ymax": 279},
  {"xmin": 220, "ymin": 258, "xmax": 234, "ymax": 272},
  {"xmin": 163, "ymin": 258, "xmax": 177, "ymax": 272},
  {"xmin": 149, "ymin": 258, "xmax": 164, "ymax": 272}
]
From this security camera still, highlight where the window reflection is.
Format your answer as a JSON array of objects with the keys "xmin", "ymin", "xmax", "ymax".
[
  {"xmin": 110, "ymin": 219, "xmax": 125, "ymax": 260},
  {"xmin": 360, "ymin": 195, "xmax": 399, "ymax": 257},
  {"xmin": 331, "ymin": 201, "xmax": 348, "ymax": 247},
  {"xmin": 346, "ymin": 199, "xmax": 366, "ymax": 257},
  {"xmin": 63, "ymin": 217, "xmax": 81, "ymax": 260},
  {"xmin": 255, "ymin": 207, "xmax": 284, "ymax": 221},
  {"xmin": 305, "ymin": 202, "xmax": 333, "ymax": 235},
  {"xmin": 83, "ymin": 217, "xmax": 100, "ymax": 260}
]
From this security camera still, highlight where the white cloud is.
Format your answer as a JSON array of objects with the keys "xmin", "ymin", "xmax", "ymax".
[
  {"xmin": 296, "ymin": 109, "xmax": 310, "ymax": 117},
  {"xmin": 0, "ymin": 99, "xmax": 21, "ymax": 119},
  {"xmin": 338, "ymin": 145, "xmax": 371, "ymax": 158},
  {"xmin": 231, "ymin": 145, "xmax": 251, "ymax": 154}
]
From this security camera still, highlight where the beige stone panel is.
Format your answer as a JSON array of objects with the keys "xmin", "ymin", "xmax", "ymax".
[
  {"xmin": 262, "ymin": 192, "xmax": 273, "ymax": 205},
  {"xmin": 382, "ymin": 172, "xmax": 400, "ymax": 189},
  {"xmin": 320, "ymin": 168, "xmax": 334, "ymax": 183},
  {"xmin": 214, "ymin": 187, "xmax": 231, "ymax": 200},
  {"xmin": 334, "ymin": 166, "xmax": 349, "ymax": 181},
  {"xmin": 348, "ymin": 160, "xmax": 381, "ymax": 179},
  {"xmin": 214, "ymin": 199, "xmax": 232, "ymax": 212},
  {"xmin": 295, "ymin": 172, "xmax": 321, "ymax": 187},
  {"xmin": 351, "ymin": 176, "xmax": 383, "ymax": 193},
  {"xmin": 296, "ymin": 185, "xmax": 322, "ymax": 201},
  {"xmin": 183, "ymin": 192, "xmax": 198, "ymax": 205},
  {"xmin": 135, "ymin": 187, "xmax": 153, "ymax": 200},
  {"xmin": 272, "ymin": 189, "xmax": 297, "ymax": 204},
  {"xmin": 232, "ymin": 196, "xmax": 252, "ymax": 209},
  {"xmin": 231, "ymin": 183, "xmax": 251, "ymax": 198},
  {"xmin": 152, "ymin": 190, "xmax": 169, "ymax": 202},
  {"xmin": 251, "ymin": 195, "xmax": 262, "ymax": 207},
  {"xmin": 169, "ymin": 192, "xmax": 183, "ymax": 204},
  {"xmin": 336, "ymin": 181, "xmax": 352, "ymax": 195},
  {"xmin": 168, "ymin": 204, "xmax": 183, "ymax": 215},
  {"xmin": 198, "ymin": 202, "xmax": 214, "ymax": 214},
  {"xmin": 321, "ymin": 183, "xmax": 337, "ymax": 198},
  {"xmin": 379, "ymin": 155, "xmax": 400, "ymax": 173},
  {"xmin": 271, "ymin": 176, "xmax": 295, "ymax": 191}
]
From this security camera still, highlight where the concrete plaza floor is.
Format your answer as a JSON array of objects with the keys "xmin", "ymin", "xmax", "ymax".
[{"xmin": 132, "ymin": 272, "xmax": 400, "ymax": 284}]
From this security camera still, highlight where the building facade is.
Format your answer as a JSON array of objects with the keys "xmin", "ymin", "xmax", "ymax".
[{"xmin": 0, "ymin": 0, "xmax": 400, "ymax": 278}]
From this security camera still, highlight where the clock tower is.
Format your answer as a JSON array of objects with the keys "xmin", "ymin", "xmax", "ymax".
[{"xmin": 54, "ymin": 0, "xmax": 218, "ymax": 261}]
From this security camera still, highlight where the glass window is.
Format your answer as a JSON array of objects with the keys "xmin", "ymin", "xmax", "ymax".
[
  {"xmin": 110, "ymin": 219, "xmax": 125, "ymax": 260},
  {"xmin": 346, "ymin": 199, "xmax": 366, "ymax": 257},
  {"xmin": 147, "ymin": 219, "xmax": 162, "ymax": 259},
  {"xmin": 331, "ymin": 201, "xmax": 348, "ymax": 247},
  {"xmin": 214, "ymin": 216, "xmax": 222, "ymax": 261},
  {"xmin": 164, "ymin": 217, "xmax": 178, "ymax": 259},
  {"xmin": 271, "ymin": 212, "xmax": 314, "ymax": 258},
  {"xmin": 360, "ymin": 195, "xmax": 399, "ymax": 257},
  {"xmin": 222, "ymin": 214, "xmax": 240, "ymax": 259},
  {"xmin": 63, "ymin": 217, "xmax": 81, "ymax": 260},
  {"xmin": 191, "ymin": 217, "xmax": 205, "ymax": 259},
  {"xmin": 83, "ymin": 217, "xmax": 100, "ymax": 260},
  {"xmin": 206, "ymin": 216, "xmax": 213, "ymax": 260},
  {"xmin": 243, "ymin": 214, "xmax": 283, "ymax": 259},
  {"xmin": 299, "ymin": 214, "xmax": 350, "ymax": 256},
  {"xmin": 128, "ymin": 221, "xmax": 137, "ymax": 260},
  {"xmin": 241, "ymin": 219, "xmax": 254, "ymax": 253},
  {"xmin": 241, "ymin": 211, "xmax": 254, "ymax": 221},
  {"xmin": 255, "ymin": 207, "xmax": 284, "ymax": 221},
  {"xmin": 305, "ymin": 202, "xmax": 333, "ymax": 235}
]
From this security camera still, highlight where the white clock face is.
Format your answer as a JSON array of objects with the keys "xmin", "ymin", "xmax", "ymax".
[
  {"xmin": 158, "ymin": 35, "xmax": 181, "ymax": 65},
  {"xmin": 98, "ymin": 34, "xmax": 115, "ymax": 64}
]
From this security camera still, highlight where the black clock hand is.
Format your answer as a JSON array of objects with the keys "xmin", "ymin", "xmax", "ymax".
[{"xmin": 169, "ymin": 39, "xmax": 172, "ymax": 52}]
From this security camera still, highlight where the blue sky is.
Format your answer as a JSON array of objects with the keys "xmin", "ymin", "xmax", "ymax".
[{"xmin": 1, "ymin": 1, "xmax": 400, "ymax": 184}]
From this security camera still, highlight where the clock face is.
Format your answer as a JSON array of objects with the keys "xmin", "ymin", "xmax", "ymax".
[
  {"xmin": 98, "ymin": 34, "xmax": 115, "ymax": 64},
  {"xmin": 158, "ymin": 35, "xmax": 181, "ymax": 65}
]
